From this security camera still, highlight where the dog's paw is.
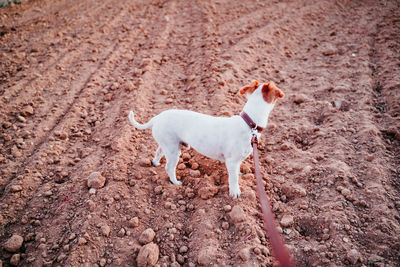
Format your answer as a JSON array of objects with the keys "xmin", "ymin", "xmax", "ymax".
[
  {"xmin": 151, "ymin": 161, "xmax": 160, "ymax": 167},
  {"xmin": 229, "ymin": 187, "xmax": 241, "ymax": 198},
  {"xmin": 170, "ymin": 179, "xmax": 182, "ymax": 186}
]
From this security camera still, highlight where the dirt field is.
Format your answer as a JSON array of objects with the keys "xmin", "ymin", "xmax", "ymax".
[{"xmin": 1, "ymin": 0, "xmax": 399, "ymax": 266}]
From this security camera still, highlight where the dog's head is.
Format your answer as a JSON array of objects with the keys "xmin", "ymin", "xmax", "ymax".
[{"xmin": 240, "ymin": 80, "xmax": 284, "ymax": 104}]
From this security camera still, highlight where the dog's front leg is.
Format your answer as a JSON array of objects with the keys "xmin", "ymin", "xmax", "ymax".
[{"xmin": 226, "ymin": 159, "xmax": 241, "ymax": 198}]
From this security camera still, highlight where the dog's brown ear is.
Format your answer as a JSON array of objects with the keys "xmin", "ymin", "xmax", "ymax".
[
  {"xmin": 262, "ymin": 81, "xmax": 284, "ymax": 103},
  {"xmin": 239, "ymin": 80, "xmax": 261, "ymax": 95}
]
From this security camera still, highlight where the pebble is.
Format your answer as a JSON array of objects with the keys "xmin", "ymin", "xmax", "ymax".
[
  {"xmin": 154, "ymin": 185, "xmax": 163, "ymax": 194},
  {"xmin": 17, "ymin": 115, "xmax": 26, "ymax": 123},
  {"xmin": 137, "ymin": 242, "xmax": 159, "ymax": 267},
  {"xmin": 87, "ymin": 172, "xmax": 106, "ymax": 189},
  {"xmin": 99, "ymin": 258, "xmax": 107, "ymax": 267},
  {"xmin": 253, "ymin": 247, "xmax": 262, "ymax": 255},
  {"xmin": 191, "ymin": 162, "xmax": 199, "ymax": 170},
  {"xmin": 197, "ymin": 247, "xmax": 216, "ymax": 266},
  {"xmin": 198, "ymin": 186, "xmax": 218, "ymax": 200},
  {"xmin": 238, "ymin": 248, "xmax": 250, "ymax": 261},
  {"xmin": 4, "ymin": 234, "xmax": 24, "ymax": 252},
  {"xmin": 100, "ymin": 223, "xmax": 111, "ymax": 237},
  {"xmin": 139, "ymin": 228, "xmax": 156, "ymax": 245},
  {"xmin": 293, "ymin": 93, "xmax": 308, "ymax": 104},
  {"xmin": 280, "ymin": 215, "xmax": 294, "ymax": 227},
  {"xmin": 57, "ymin": 253, "xmax": 67, "ymax": 262},
  {"xmin": 347, "ymin": 248, "xmax": 361, "ymax": 264},
  {"xmin": 322, "ymin": 44, "xmax": 338, "ymax": 56},
  {"xmin": 117, "ymin": 228, "xmax": 126, "ymax": 237},
  {"xmin": 139, "ymin": 158, "xmax": 152, "ymax": 167},
  {"xmin": 221, "ymin": 221, "xmax": 230, "ymax": 230},
  {"xmin": 10, "ymin": 253, "xmax": 20, "ymax": 265},
  {"xmin": 10, "ymin": 184, "xmax": 23, "ymax": 192},
  {"xmin": 182, "ymin": 153, "xmax": 191, "ymax": 160},
  {"xmin": 177, "ymin": 163, "xmax": 186, "ymax": 170},
  {"xmin": 78, "ymin": 237, "xmax": 87, "ymax": 245},
  {"xmin": 129, "ymin": 217, "xmax": 139, "ymax": 228},
  {"xmin": 179, "ymin": 245, "xmax": 188, "ymax": 254},
  {"xmin": 189, "ymin": 170, "xmax": 201, "ymax": 177},
  {"xmin": 229, "ymin": 205, "xmax": 246, "ymax": 223},
  {"xmin": 21, "ymin": 105, "xmax": 34, "ymax": 116},
  {"xmin": 223, "ymin": 205, "xmax": 232, "ymax": 212}
]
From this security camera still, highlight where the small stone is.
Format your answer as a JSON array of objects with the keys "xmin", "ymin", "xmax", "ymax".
[
  {"xmin": 197, "ymin": 247, "xmax": 216, "ymax": 266},
  {"xmin": 68, "ymin": 233, "xmax": 76, "ymax": 240},
  {"xmin": 10, "ymin": 253, "xmax": 20, "ymax": 266},
  {"xmin": 189, "ymin": 170, "xmax": 201, "ymax": 177},
  {"xmin": 129, "ymin": 217, "xmax": 139, "ymax": 228},
  {"xmin": 89, "ymin": 188, "xmax": 96, "ymax": 195},
  {"xmin": 4, "ymin": 234, "xmax": 24, "ymax": 252},
  {"xmin": 198, "ymin": 186, "xmax": 218, "ymax": 200},
  {"xmin": 117, "ymin": 228, "xmax": 126, "ymax": 237},
  {"xmin": 293, "ymin": 93, "xmax": 308, "ymax": 104},
  {"xmin": 341, "ymin": 188, "xmax": 351, "ymax": 197},
  {"xmin": 99, "ymin": 258, "xmax": 107, "ymax": 267},
  {"xmin": 78, "ymin": 237, "xmax": 87, "ymax": 245},
  {"xmin": 139, "ymin": 158, "xmax": 152, "ymax": 167},
  {"xmin": 177, "ymin": 163, "xmax": 186, "ymax": 170},
  {"xmin": 154, "ymin": 186, "xmax": 163, "ymax": 194},
  {"xmin": 221, "ymin": 221, "xmax": 229, "ymax": 230},
  {"xmin": 57, "ymin": 253, "xmax": 66, "ymax": 262},
  {"xmin": 137, "ymin": 242, "xmax": 159, "ymax": 267},
  {"xmin": 191, "ymin": 162, "xmax": 199, "ymax": 170},
  {"xmin": 223, "ymin": 205, "xmax": 232, "ymax": 212},
  {"xmin": 17, "ymin": 115, "xmax": 26, "ymax": 123},
  {"xmin": 87, "ymin": 172, "xmax": 106, "ymax": 189},
  {"xmin": 238, "ymin": 248, "xmax": 250, "ymax": 261},
  {"xmin": 139, "ymin": 228, "xmax": 156, "ymax": 245},
  {"xmin": 21, "ymin": 105, "xmax": 34, "ymax": 116},
  {"xmin": 182, "ymin": 153, "xmax": 191, "ymax": 160},
  {"xmin": 253, "ymin": 247, "xmax": 262, "ymax": 255},
  {"xmin": 280, "ymin": 215, "xmax": 294, "ymax": 227},
  {"xmin": 347, "ymin": 248, "xmax": 361, "ymax": 264},
  {"xmin": 322, "ymin": 44, "xmax": 338, "ymax": 56},
  {"xmin": 10, "ymin": 185, "xmax": 23, "ymax": 192},
  {"xmin": 179, "ymin": 245, "xmax": 188, "ymax": 254},
  {"xmin": 229, "ymin": 205, "xmax": 246, "ymax": 223},
  {"xmin": 100, "ymin": 224, "xmax": 111, "ymax": 237}
]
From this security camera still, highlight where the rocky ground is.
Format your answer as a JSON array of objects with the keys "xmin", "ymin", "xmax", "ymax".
[{"xmin": 0, "ymin": 0, "xmax": 399, "ymax": 266}]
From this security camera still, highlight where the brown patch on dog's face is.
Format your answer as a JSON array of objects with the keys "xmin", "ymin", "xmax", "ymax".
[
  {"xmin": 261, "ymin": 81, "xmax": 285, "ymax": 103},
  {"xmin": 239, "ymin": 80, "xmax": 261, "ymax": 95}
]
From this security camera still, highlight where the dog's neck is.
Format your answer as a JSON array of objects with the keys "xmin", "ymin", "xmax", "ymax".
[{"xmin": 242, "ymin": 94, "xmax": 275, "ymax": 128}]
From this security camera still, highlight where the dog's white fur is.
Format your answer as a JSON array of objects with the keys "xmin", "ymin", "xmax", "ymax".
[{"xmin": 129, "ymin": 82, "xmax": 282, "ymax": 198}]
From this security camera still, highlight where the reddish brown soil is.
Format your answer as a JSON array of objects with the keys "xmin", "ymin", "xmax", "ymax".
[{"xmin": 1, "ymin": 0, "xmax": 399, "ymax": 266}]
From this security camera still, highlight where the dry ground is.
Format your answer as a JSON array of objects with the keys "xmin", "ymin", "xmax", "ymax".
[{"xmin": 0, "ymin": 0, "xmax": 399, "ymax": 266}]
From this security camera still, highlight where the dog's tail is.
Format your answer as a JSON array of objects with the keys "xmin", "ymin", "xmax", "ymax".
[{"xmin": 128, "ymin": 110, "xmax": 153, "ymax": 130}]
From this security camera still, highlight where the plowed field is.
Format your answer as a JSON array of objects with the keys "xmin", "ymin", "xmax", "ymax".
[{"xmin": 1, "ymin": 0, "xmax": 399, "ymax": 266}]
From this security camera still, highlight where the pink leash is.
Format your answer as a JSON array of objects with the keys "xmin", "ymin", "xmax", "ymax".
[
  {"xmin": 252, "ymin": 135, "xmax": 294, "ymax": 267},
  {"xmin": 242, "ymin": 111, "xmax": 295, "ymax": 267}
]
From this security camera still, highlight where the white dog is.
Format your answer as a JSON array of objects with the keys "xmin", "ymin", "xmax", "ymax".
[{"xmin": 129, "ymin": 81, "xmax": 284, "ymax": 197}]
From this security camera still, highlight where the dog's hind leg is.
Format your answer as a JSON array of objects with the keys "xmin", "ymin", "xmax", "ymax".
[
  {"xmin": 152, "ymin": 146, "xmax": 163, "ymax": 166},
  {"xmin": 164, "ymin": 145, "xmax": 182, "ymax": 185},
  {"xmin": 226, "ymin": 159, "xmax": 241, "ymax": 198}
]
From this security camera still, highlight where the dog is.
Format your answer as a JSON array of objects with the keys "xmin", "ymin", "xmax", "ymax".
[{"xmin": 129, "ymin": 80, "xmax": 284, "ymax": 197}]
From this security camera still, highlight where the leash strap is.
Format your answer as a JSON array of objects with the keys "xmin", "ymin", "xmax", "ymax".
[{"xmin": 252, "ymin": 135, "xmax": 294, "ymax": 267}]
